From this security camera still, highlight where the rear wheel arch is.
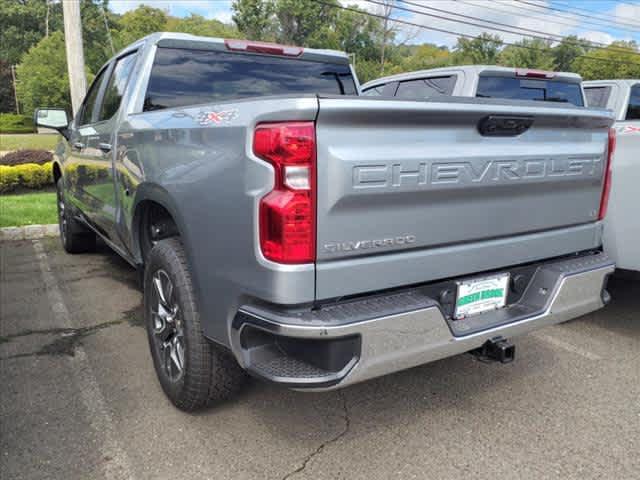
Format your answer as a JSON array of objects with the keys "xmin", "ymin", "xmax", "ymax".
[
  {"xmin": 131, "ymin": 187, "xmax": 204, "ymax": 341},
  {"xmin": 133, "ymin": 198, "xmax": 181, "ymax": 264}
]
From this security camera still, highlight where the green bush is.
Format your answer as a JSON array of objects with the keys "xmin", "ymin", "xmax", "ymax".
[
  {"xmin": 65, "ymin": 163, "xmax": 109, "ymax": 185},
  {"xmin": 0, "ymin": 161, "xmax": 53, "ymax": 193},
  {"xmin": 0, "ymin": 165, "xmax": 20, "ymax": 192},
  {"xmin": 0, "ymin": 114, "xmax": 34, "ymax": 134}
]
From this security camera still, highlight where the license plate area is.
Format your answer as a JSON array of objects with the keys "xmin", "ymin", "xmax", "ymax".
[{"xmin": 454, "ymin": 273, "xmax": 510, "ymax": 320}]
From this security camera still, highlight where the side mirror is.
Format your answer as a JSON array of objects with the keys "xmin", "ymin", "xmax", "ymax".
[{"xmin": 34, "ymin": 108, "xmax": 70, "ymax": 136}]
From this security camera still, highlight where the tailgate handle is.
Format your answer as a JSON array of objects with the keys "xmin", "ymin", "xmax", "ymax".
[{"xmin": 478, "ymin": 115, "xmax": 533, "ymax": 137}]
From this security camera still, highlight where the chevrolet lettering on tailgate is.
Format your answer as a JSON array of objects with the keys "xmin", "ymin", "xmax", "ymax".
[{"xmin": 352, "ymin": 156, "xmax": 602, "ymax": 189}]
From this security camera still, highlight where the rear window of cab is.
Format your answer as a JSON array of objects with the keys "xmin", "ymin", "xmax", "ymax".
[
  {"xmin": 476, "ymin": 76, "xmax": 584, "ymax": 106},
  {"xmin": 144, "ymin": 47, "xmax": 357, "ymax": 111}
]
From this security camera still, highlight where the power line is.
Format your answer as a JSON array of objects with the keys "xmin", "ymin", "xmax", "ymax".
[
  {"xmin": 384, "ymin": 0, "xmax": 640, "ymax": 59},
  {"xmin": 461, "ymin": 0, "xmax": 640, "ymax": 35},
  {"xmin": 613, "ymin": 1, "xmax": 640, "ymax": 7},
  {"xmin": 503, "ymin": 0, "xmax": 640, "ymax": 33},
  {"xmin": 312, "ymin": 0, "xmax": 640, "ymax": 68},
  {"xmin": 515, "ymin": 0, "xmax": 640, "ymax": 31},
  {"xmin": 553, "ymin": 0, "xmax": 640, "ymax": 26},
  {"xmin": 459, "ymin": 0, "xmax": 628, "ymax": 33},
  {"xmin": 398, "ymin": 0, "xmax": 639, "ymax": 56},
  {"xmin": 518, "ymin": 0, "xmax": 640, "ymax": 29}
]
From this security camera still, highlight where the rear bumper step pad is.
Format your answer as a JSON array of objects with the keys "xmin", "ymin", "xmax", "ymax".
[{"xmin": 231, "ymin": 252, "xmax": 613, "ymax": 390}]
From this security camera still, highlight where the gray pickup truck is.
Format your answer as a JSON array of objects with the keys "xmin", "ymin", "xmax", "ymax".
[{"xmin": 36, "ymin": 33, "xmax": 615, "ymax": 411}]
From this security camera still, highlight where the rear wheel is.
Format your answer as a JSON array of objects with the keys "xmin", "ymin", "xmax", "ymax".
[
  {"xmin": 55, "ymin": 177, "xmax": 96, "ymax": 253},
  {"xmin": 144, "ymin": 238, "xmax": 246, "ymax": 411}
]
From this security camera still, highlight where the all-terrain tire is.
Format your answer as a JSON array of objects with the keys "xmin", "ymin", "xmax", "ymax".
[
  {"xmin": 144, "ymin": 238, "xmax": 247, "ymax": 411},
  {"xmin": 55, "ymin": 177, "xmax": 96, "ymax": 253}
]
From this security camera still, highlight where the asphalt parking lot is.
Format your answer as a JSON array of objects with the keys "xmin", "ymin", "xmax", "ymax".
[{"xmin": 1, "ymin": 238, "xmax": 638, "ymax": 480}]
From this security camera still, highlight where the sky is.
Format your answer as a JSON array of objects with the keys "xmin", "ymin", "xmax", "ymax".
[
  {"xmin": 109, "ymin": 0, "xmax": 640, "ymax": 48},
  {"xmin": 110, "ymin": 0, "xmax": 234, "ymax": 23}
]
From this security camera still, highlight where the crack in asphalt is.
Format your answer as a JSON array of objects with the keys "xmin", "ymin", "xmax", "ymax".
[
  {"xmin": 1, "ymin": 320, "xmax": 125, "ymax": 359},
  {"xmin": 1, "ymin": 304, "xmax": 144, "ymax": 359},
  {"xmin": 281, "ymin": 391, "xmax": 351, "ymax": 480}
]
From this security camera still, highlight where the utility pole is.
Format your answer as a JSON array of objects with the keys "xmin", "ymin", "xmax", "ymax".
[
  {"xmin": 11, "ymin": 65, "xmax": 20, "ymax": 115},
  {"xmin": 62, "ymin": 0, "xmax": 87, "ymax": 116},
  {"xmin": 45, "ymin": 0, "xmax": 50, "ymax": 37}
]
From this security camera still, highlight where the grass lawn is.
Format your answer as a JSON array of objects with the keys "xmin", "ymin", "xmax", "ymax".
[
  {"xmin": 0, "ymin": 191, "xmax": 57, "ymax": 227},
  {"xmin": 0, "ymin": 134, "xmax": 60, "ymax": 151}
]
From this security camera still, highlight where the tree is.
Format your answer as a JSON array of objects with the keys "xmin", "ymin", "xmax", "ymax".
[
  {"xmin": 498, "ymin": 38, "xmax": 554, "ymax": 70},
  {"xmin": 80, "ymin": 0, "xmax": 119, "ymax": 72},
  {"xmin": 572, "ymin": 41, "xmax": 640, "ymax": 80},
  {"xmin": 114, "ymin": 5, "xmax": 168, "ymax": 50},
  {"xmin": 454, "ymin": 33, "xmax": 502, "ymax": 65},
  {"xmin": 552, "ymin": 35, "xmax": 588, "ymax": 72},
  {"xmin": 378, "ymin": 0, "xmax": 397, "ymax": 74},
  {"xmin": 1, "ymin": 1, "xmax": 117, "ymax": 73},
  {"xmin": 15, "ymin": 32, "xmax": 72, "ymax": 115},
  {"xmin": 308, "ymin": 7, "xmax": 382, "ymax": 61},
  {"xmin": 274, "ymin": 0, "xmax": 338, "ymax": 46},
  {"xmin": 232, "ymin": 0, "xmax": 277, "ymax": 41},
  {"xmin": 166, "ymin": 13, "xmax": 240, "ymax": 38},
  {"xmin": 396, "ymin": 44, "xmax": 451, "ymax": 73},
  {"xmin": 0, "ymin": 0, "xmax": 64, "ymax": 65},
  {"xmin": 0, "ymin": 60, "xmax": 17, "ymax": 113}
]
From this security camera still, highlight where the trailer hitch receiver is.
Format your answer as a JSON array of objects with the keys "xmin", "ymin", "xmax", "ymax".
[{"xmin": 471, "ymin": 337, "xmax": 515, "ymax": 364}]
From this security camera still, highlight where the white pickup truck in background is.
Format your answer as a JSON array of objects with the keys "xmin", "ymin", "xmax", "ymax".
[
  {"xmin": 360, "ymin": 65, "xmax": 586, "ymax": 106},
  {"xmin": 584, "ymin": 80, "xmax": 640, "ymax": 273}
]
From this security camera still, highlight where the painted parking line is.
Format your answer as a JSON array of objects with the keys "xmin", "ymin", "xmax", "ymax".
[
  {"xmin": 530, "ymin": 331, "xmax": 602, "ymax": 361},
  {"xmin": 33, "ymin": 240, "xmax": 136, "ymax": 480}
]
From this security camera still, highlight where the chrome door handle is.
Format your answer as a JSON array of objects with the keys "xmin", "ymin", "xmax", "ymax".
[
  {"xmin": 98, "ymin": 142, "xmax": 112, "ymax": 153},
  {"xmin": 72, "ymin": 142, "xmax": 85, "ymax": 151}
]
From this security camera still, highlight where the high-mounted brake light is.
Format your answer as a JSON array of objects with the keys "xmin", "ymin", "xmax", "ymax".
[
  {"xmin": 515, "ymin": 68, "xmax": 555, "ymax": 79},
  {"xmin": 254, "ymin": 122, "xmax": 316, "ymax": 264},
  {"xmin": 225, "ymin": 39, "xmax": 303, "ymax": 57},
  {"xmin": 598, "ymin": 128, "xmax": 616, "ymax": 221}
]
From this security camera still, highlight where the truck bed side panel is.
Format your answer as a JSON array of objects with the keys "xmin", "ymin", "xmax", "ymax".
[{"xmin": 117, "ymin": 96, "xmax": 319, "ymax": 345}]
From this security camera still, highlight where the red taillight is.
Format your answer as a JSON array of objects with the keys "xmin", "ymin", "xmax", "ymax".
[
  {"xmin": 225, "ymin": 39, "xmax": 303, "ymax": 57},
  {"xmin": 598, "ymin": 128, "xmax": 616, "ymax": 220},
  {"xmin": 515, "ymin": 68, "xmax": 555, "ymax": 79},
  {"xmin": 254, "ymin": 122, "xmax": 316, "ymax": 264}
]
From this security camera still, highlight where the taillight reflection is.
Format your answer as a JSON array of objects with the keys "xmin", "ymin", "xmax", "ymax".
[{"xmin": 598, "ymin": 128, "xmax": 616, "ymax": 221}]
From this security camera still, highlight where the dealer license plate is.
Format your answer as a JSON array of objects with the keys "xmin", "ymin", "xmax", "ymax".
[{"xmin": 454, "ymin": 273, "xmax": 510, "ymax": 320}]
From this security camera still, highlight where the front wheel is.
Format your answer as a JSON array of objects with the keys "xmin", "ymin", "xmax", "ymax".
[
  {"xmin": 55, "ymin": 177, "xmax": 96, "ymax": 253},
  {"xmin": 144, "ymin": 238, "xmax": 246, "ymax": 411}
]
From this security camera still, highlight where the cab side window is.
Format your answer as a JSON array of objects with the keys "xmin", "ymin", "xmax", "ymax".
[
  {"xmin": 98, "ymin": 52, "xmax": 137, "ymax": 122},
  {"xmin": 626, "ymin": 85, "xmax": 640, "ymax": 120},
  {"xmin": 78, "ymin": 67, "xmax": 109, "ymax": 126},
  {"xmin": 584, "ymin": 86, "xmax": 611, "ymax": 108},
  {"xmin": 362, "ymin": 85, "xmax": 385, "ymax": 96},
  {"xmin": 395, "ymin": 76, "xmax": 455, "ymax": 100}
]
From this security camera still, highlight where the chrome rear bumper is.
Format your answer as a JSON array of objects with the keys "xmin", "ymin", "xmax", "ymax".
[{"xmin": 231, "ymin": 252, "xmax": 614, "ymax": 390}]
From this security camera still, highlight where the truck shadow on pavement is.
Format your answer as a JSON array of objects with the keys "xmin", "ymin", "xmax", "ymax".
[
  {"xmin": 4, "ymin": 239, "xmax": 638, "ymax": 479},
  {"xmin": 66, "ymin": 238, "xmax": 640, "ymax": 389},
  {"xmin": 31, "ymin": 239, "xmax": 640, "ymax": 431}
]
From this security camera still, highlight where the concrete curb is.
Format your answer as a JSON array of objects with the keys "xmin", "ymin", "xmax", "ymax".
[{"xmin": 0, "ymin": 224, "xmax": 59, "ymax": 241}]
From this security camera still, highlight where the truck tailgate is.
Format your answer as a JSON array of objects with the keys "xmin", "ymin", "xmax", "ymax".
[{"xmin": 314, "ymin": 97, "xmax": 614, "ymax": 299}]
